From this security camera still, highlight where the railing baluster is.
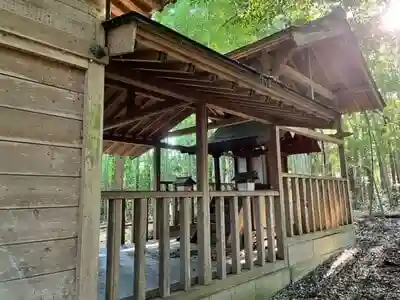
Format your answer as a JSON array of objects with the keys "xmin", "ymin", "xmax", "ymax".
[
  {"xmin": 216, "ymin": 196, "xmax": 227, "ymax": 279},
  {"xmin": 158, "ymin": 197, "xmax": 170, "ymax": 297},
  {"xmin": 265, "ymin": 195, "xmax": 276, "ymax": 263},
  {"xmin": 283, "ymin": 177, "xmax": 294, "ymax": 237},
  {"xmin": 151, "ymin": 198, "xmax": 157, "ymax": 240},
  {"xmin": 121, "ymin": 199, "xmax": 126, "ymax": 245},
  {"xmin": 197, "ymin": 195, "xmax": 212, "ymax": 284},
  {"xmin": 306, "ymin": 178, "xmax": 316, "ymax": 232},
  {"xmin": 292, "ymin": 178, "xmax": 303, "ymax": 235},
  {"xmin": 341, "ymin": 180, "xmax": 348, "ymax": 225},
  {"xmin": 313, "ymin": 179, "xmax": 322, "ymax": 231},
  {"xmin": 229, "ymin": 196, "xmax": 241, "ymax": 274},
  {"xmin": 319, "ymin": 180, "xmax": 328, "ymax": 229},
  {"xmin": 344, "ymin": 180, "xmax": 353, "ymax": 224},
  {"xmin": 174, "ymin": 198, "xmax": 179, "ymax": 226},
  {"xmin": 254, "ymin": 195, "xmax": 266, "ymax": 266},
  {"xmin": 180, "ymin": 197, "xmax": 191, "ymax": 290},
  {"xmin": 191, "ymin": 197, "xmax": 196, "ymax": 224},
  {"xmin": 146, "ymin": 199, "xmax": 150, "ymax": 241},
  {"xmin": 134, "ymin": 198, "xmax": 147, "ymax": 300},
  {"xmin": 332, "ymin": 180, "xmax": 339, "ymax": 228},
  {"xmin": 243, "ymin": 196, "xmax": 254, "ymax": 270},
  {"xmin": 299, "ymin": 178, "xmax": 310, "ymax": 233},
  {"xmin": 335, "ymin": 180, "xmax": 343, "ymax": 226},
  {"xmin": 106, "ymin": 198, "xmax": 122, "ymax": 300},
  {"xmin": 131, "ymin": 199, "xmax": 135, "ymax": 243},
  {"xmin": 326, "ymin": 180, "xmax": 336, "ymax": 228}
]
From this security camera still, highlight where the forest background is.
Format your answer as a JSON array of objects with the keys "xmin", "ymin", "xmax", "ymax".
[{"xmin": 101, "ymin": 0, "xmax": 400, "ymax": 214}]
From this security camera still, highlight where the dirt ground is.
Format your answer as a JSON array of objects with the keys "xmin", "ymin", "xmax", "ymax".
[{"xmin": 271, "ymin": 216, "xmax": 400, "ymax": 300}]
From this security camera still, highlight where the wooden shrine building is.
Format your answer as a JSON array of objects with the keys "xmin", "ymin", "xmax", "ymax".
[{"xmin": 0, "ymin": 1, "xmax": 383, "ymax": 300}]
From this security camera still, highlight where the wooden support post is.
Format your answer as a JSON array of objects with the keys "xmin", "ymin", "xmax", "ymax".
[
  {"xmin": 157, "ymin": 196, "xmax": 170, "ymax": 297},
  {"xmin": 319, "ymin": 180, "xmax": 328, "ymax": 229},
  {"xmin": 196, "ymin": 102, "xmax": 211, "ymax": 285},
  {"xmin": 306, "ymin": 178, "xmax": 316, "ymax": 232},
  {"xmin": 292, "ymin": 178, "xmax": 303, "ymax": 235},
  {"xmin": 254, "ymin": 196, "xmax": 266, "ymax": 266},
  {"xmin": 131, "ymin": 199, "xmax": 135, "ymax": 243},
  {"xmin": 121, "ymin": 200, "xmax": 126, "ymax": 244},
  {"xmin": 313, "ymin": 179, "xmax": 322, "ymax": 231},
  {"xmin": 299, "ymin": 178, "xmax": 309, "ymax": 233},
  {"xmin": 265, "ymin": 195, "xmax": 276, "ymax": 262},
  {"xmin": 77, "ymin": 62, "xmax": 104, "ymax": 300},
  {"xmin": 105, "ymin": 199, "xmax": 122, "ymax": 300},
  {"xmin": 243, "ymin": 196, "xmax": 253, "ymax": 270},
  {"xmin": 337, "ymin": 118, "xmax": 353, "ymax": 224},
  {"xmin": 113, "ymin": 156, "xmax": 125, "ymax": 245},
  {"xmin": 234, "ymin": 157, "xmax": 239, "ymax": 175},
  {"xmin": 229, "ymin": 196, "xmax": 241, "ymax": 274},
  {"xmin": 283, "ymin": 177, "xmax": 294, "ymax": 237},
  {"xmin": 180, "ymin": 197, "xmax": 191, "ymax": 290},
  {"xmin": 153, "ymin": 146, "xmax": 161, "ymax": 239},
  {"xmin": 267, "ymin": 126, "xmax": 287, "ymax": 259},
  {"xmin": 214, "ymin": 154, "xmax": 222, "ymax": 191},
  {"xmin": 215, "ymin": 196, "xmax": 227, "ymax": 279},
  {"xmin": 246, "ymin": 156, "xmax": 253, "ymax": 172},
  {"xmin": 134, "ymin": 198, "xmax": 147, "ymax": 300}
]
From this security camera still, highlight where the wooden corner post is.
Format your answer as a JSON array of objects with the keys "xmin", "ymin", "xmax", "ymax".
[
  {"xmin": 267, "ymin": 126, "xmax": 287, "ymax": 260},
  {"xmin": 113, "ymin": 156, "xmax": 125, "ymax": 244},
  {"xmin": 213, "ymin": 154, "xmax": 221, "ymax": 191},
  {"xmin": 76, "ymin": 62, "xmax": 105, "ymax": 300},
  {"xmin": 196, "ymin": 102, "xmax": 212, "ymax": 284},
  {"xmin": 337, "ymin": 118, "xmax": 354, "ymax": 224},
  {"xmin": 153, "ymin": 146, "xmax": 161, "ymax": 238}
]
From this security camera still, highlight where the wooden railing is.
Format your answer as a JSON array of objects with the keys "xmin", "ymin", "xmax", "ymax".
[
  {"xmin": 100, "ymin": 189, "xmax": 281, "ymax": 300},
  {"xmin": 282, "ymin": 173, "xmax": 352, "ymax": 237},
  {"xmin": 100, "ymin": 183, "xmax": 237, "ymax": 238}
]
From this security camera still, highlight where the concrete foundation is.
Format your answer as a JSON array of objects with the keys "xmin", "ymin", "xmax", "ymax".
[{"xmin": 166, "ymin": 225, "xmax": 355, "ymax": 300}]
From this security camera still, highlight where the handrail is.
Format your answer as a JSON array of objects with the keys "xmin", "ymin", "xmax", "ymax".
[
  {"xmin": 101, "ymin": 190, "xmax": 202, "ymax": 200},
  {"xmin": 282, "ymin": 173, "xmax": 346, "ymax": 181},
  {"xmin": 210, "ymin": 190, "xmax": 279, "ymax": 197}
]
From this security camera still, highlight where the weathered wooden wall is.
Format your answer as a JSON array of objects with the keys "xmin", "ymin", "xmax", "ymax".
[{"xmin": 0, "ymin": 0, "xmax": 105, "ymax": 299}]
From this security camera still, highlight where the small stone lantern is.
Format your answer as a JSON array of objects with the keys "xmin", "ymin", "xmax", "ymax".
[
  {"xmin": 174, "ymin": 176, "xmax": 196, "ymax": 191},
  {"xmin": 232, "ymin": 171, "xmax": 258, "ymax": 191}
]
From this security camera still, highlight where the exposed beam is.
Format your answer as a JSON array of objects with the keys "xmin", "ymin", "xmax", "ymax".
[
  {"xmin": 279, "ymin": 65, "xmax": 335, "ymax": 101},
  {"xmin": 106, "ymin": 68, "xmax": 195, "ymax": 103},
  {"xmin": 124, "ymin": 61, "xmax": 196, "ymax": 73},
  {"xmin": 157, "ymin": 72, "xmax": 218, "ymax": 83},
  {"xmin": 103, "ymin": 135, "xmax": 191, "ymax": 152},
  {"xmin": 106, "ymin": 79, "xmax": 182, "ymax": 103},
  {"xmin": 279, "ymin": 126, "xmax": 343, "ymax": 144},
  {"xmin": 112, "ymin": 50, "xmax": 167, "ymax": 63},
  {"xmin": 167, "ymin": 117, "xmax": 251, "ymax": 138},
  {"xmin": 207, "ymin": 101, "xmax": 273, "ymax": 126},
  {"xmin": 106, "ymin": 67, "xmax": 336, "ymax": 121},
  {"xmin": 107, "ymin": 22, "xmax": 137, "ymax": 56},
  {"xmin": 104, "ymin": 102, "xmax": 187, "ymax": 131}
]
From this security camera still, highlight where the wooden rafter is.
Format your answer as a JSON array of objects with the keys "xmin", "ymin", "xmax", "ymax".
[
  {"xmin": 103, "ymin": 135, "xmax": 191, "ymax": 152},
  {"xmin": 103, "ymin": 16, "xmax": 337, "ymax": 117},
  {"xmin": 279, "ymin": 126, "xmax": 343, "ymax": 144},
  {"xmin": 127, "ymin": 61, "xmax": 196, "ymax": 73},
  {"xmin": 105, "ymin": 65, "xmax": 336, "ymax": 121},
  {"xmin": 104, "ymin": 102, "xmax": 188, "ymax": 131},
  {"xmin": 167, "ymin": 117, "xmax": 250, "ymax": 138}
]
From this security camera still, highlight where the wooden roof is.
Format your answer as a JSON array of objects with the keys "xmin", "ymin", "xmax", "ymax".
[
  {"xmin": 228, "ymin": 7, "xmax": 385, "ymax": 114},
  {"xmin": 110, "ymin": 0, "xmax": 175, "ymax": 17},
  {"xmin": 101, "ymin": 12, "xmax": 342, "ymax": 157}
]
